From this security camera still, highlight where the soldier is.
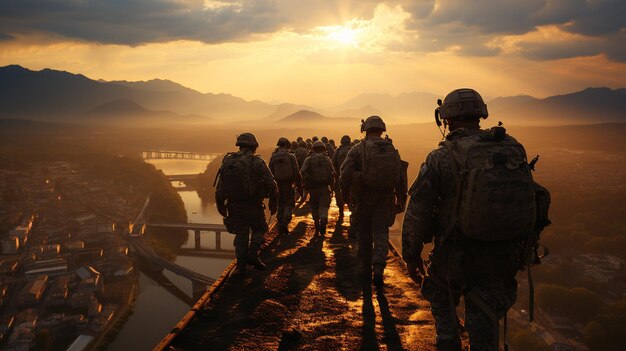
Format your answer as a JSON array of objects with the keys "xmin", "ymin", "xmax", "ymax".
[
  {"xmin": 294, "ymin": 140, "xmax": 309, "ymax": 169},
  {"xmin": 402, "ymin": 88, "xmax": 550, "ymax": 351},
  {"xmin": 269, "ymin": 137, "xmax": 302, "ymax": 235},
  {"xmin": 301, "ymin": 141, "xmax": 335, "ymax": 235},
  {"xmin": 332, "ymin": 135, "xmax": 352, "ymax": 223},
  {"xmin": 215, "ymin": 133, "xmax": 278, "ymax": 276},
  {"xmin": 291, "ymin": 140, "xmax": 298, "ymax": 150},
  {"xmin": 340, "ymin": 116, "xmax": 406, "ymax": 286},
  {"xmin": 322, "ymin": 136, "xmax": 335, "ymax": 159}
]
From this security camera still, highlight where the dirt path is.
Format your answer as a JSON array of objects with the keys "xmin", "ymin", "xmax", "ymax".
[{"xmin": 168, "ymin": 201, "xmax": 437, "ymax": 350}]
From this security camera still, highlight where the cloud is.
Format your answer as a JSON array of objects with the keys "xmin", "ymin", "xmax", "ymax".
[
  {"xmin": 397, "ymin": 0, "xmax": 626, "ymax": 62},
  {"xmin": 0, "ymin": 33, "xmax": 15, "ymax": 41}
]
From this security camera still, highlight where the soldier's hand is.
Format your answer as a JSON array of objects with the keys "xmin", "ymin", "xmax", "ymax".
[{"xmin": 407, "ymin": 258, "xmax": 425, "ymax": 283}]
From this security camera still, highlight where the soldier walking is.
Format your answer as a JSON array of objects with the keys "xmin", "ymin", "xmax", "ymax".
[
  {"xmin": 332, "ymin": 135, "xmax": 352, "ymax": 224},
  {"xmin": 301, "ymin": 140, "xmax": 335, "ymax": 235},
  {"xmin": 215, "ymin": 133, "xmax": 278, "ymax": 276},
  {"xmin": 402, "ymin": 88, "xmax": 551, "ymax": 350},
  {"xmin": 269, "ymin": 137, "xmax": 302, "ymax": 235},
  {"xmin": 339, "ymin": 116, "xmax": 406, "ymax": 286}
]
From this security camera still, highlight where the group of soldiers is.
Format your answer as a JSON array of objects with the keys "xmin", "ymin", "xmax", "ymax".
[{"xmin": 214, "ymin": 88, "xmax": 551, "ymax": 351}]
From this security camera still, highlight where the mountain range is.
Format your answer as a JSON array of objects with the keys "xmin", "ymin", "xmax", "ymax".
[{"xmin": 1, "ymin": 65, "xmax": 624, "ymax": 127}]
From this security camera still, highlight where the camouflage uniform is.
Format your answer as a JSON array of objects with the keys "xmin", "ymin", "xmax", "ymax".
[
  {"xmin": 402, "ymin": 128, "xmax": 521, "ymax": 350},
  {"xmin": 339, "ymin": 135, "xmax": 403, "ymax": 268},
  {"xmin": 332, "ymin": 143, "xmax": 352, "ymax": 219},
  {"xmin": 216, "ymin": 149, "xmax": 277, "ymax": 264},
  {"xmin": 269, "ymin": 147, "xmax": 302, "ymax": 233},
  {"xmin": 301, "ymin": 148, "xmax": 335, "ymax": 234}
]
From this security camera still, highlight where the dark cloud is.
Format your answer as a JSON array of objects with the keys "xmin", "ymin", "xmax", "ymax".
[
  {"xmin": 0, "ymin": 0, "xmax": 289, "ymax": 45},
  {"xmin": 0, "ymin": 33, "xmax": 15, "ymax": 41},
  {"xmin": 401, "ymin": 0, "xmax": 626, "ymax": 62}
]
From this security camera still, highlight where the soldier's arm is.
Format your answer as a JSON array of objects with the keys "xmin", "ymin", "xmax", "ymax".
[
  {"xmin": 300, "ymin": 157, "xmax": 311, "ymax": 188},
  {"xmin": 339, "ymin": 146, "xmax": 359, "ymax": 196},
  {"xmin": 268, "ymin": 154, "xmax": 276, "ymax": 175},
  {"xmin": 256, "ymin": 157, "xmax": 278, "ymax": 200},
  {"xmin": 402, "ymin": 153, "xmax": 440, "ymax": 266},
  {"xmin": 291, "ymin": 154, "xmax": 302, "ymax": 188},
  {"xmin": 215, "ymin": 167, "xmax": 227, "ymax": 216}
]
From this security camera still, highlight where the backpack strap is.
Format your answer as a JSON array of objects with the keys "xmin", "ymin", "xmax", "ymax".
[{"xmin": 441, "ymin": 141, "xmax": 463, "ymax": 243}]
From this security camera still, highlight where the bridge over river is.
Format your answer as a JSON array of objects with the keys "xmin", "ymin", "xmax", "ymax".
[{"xmin": 154, "ymin": 201, "xmax": 452, "ymax": 351}]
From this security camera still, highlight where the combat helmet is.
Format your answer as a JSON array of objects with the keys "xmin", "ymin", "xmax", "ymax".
[
  {"xmin": 439, "ymin": 88, "xmax": 488, "ymax": 120},
  {"xmin": 276, "ymin": 137, "xmax": 291, "ymax": 148},
  {"xmin": 312, "ymin": 140, "xmax": 326, "ymax": 150},
  {"xmin": 236, "ymin": 132, "xmax": 259, "ymax": 147},
  {"xmin": 329, "ymin": 139, "xmax": 336, "ymax": 146},
  {"xmin": 321, "ymin": 136, "xmax": 328, "ymax": 143},
  {"xmin": 361, "ymin": 115, "xmax": 386, "ymax": 132},
  {"xmin": 340, "ymin": 135, "xmax": 351, "ymax": 145},
  {"xmin": 298, "ymin": 140, "xmax": 306, "ymax": 148}
]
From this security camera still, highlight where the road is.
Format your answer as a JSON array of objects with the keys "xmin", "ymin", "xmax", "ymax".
[{"xmin": 161, "ymin": 200, "xmax": 440, "ymax": 350}]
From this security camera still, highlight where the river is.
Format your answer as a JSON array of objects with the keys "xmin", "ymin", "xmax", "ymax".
[{"xmin": 108, "ymin": 157, "xmax": 231, "ymax": 351}]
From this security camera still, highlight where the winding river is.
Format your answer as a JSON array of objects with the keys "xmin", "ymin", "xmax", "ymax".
[{"xmin": 108, "ymin": 157, "xmax": 230, "ymax": 351}]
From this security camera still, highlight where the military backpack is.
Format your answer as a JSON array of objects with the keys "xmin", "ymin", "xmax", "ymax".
[
  {"xmin": 216, "ymin": 152, "xmax": 257, "ymax": 201},
  {"xmin": 294, "ymin": 147, "xmax": 308, "ymax": 168},
  {"xmin": 271, "ymin": 150, "xmax": 294, "ymax": 182},
  {"xmin": 443, "ymin": 128, "xmax": 536, "ymax": 241},
  {"xmin": 334, "ymin": 145, "xmax": 351, "ymax": 171},
  {"xmin": 361, "ymin": 138, "xmax": 401, "ymax": 190},
  {"xmin": 306, "ymin": 153, "xmax": 333, "ymax": 186}
]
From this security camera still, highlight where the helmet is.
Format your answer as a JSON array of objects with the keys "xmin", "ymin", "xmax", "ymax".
[
  {"xmin": 329, "ymin": 139, "xmax": 335, "ymax": 146},
  {"xmin": 312, "ymin": 140, "xmax": 325, "ymax": 150},
  {"xmin": 296, "ymin": 136, "xmax": 303, "ymax": 142},
  {"xmin": 298, "ymin": 140, "xmax": 306, "ymax": 148},
  {"xmin": 312, "ymin": 136, "xmax": 319, "ymax": 142},
  {"xmin": 321, "ymin": 136, "xmax": 328, "ymax": 143},
  {"xmin": 306, "ymin": 142, "xmax": 312, "ymax": 149},
  {"xmin": 276, "ymin": 137, "xmax": 290, "ymax": 148},
  {"xmin": 439, "ymin": 88, "xmax": 488, "ymax": 120},
  {"xmin": 340, "ymin": 135, "xmax": 351, "ymax": 145},
  {"xmin": 291, "ymin": 141, "xmax": 298, "ymax": 149},
  {"xmin": 235, "ymin": 132, "xmax": 259, "ymax": 147},
  {"xmin": 361, "ymin": 115, "xmax": 386, "ymax": 132}
]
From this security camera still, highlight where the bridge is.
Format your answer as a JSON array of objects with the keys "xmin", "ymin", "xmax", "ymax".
[
  {"xmin": 128, "ymin": 197, "xmax": 220, "ymax": 289},
  {"xmin": 141, "ymin": 150, "xmax": 221, "ymax": 161}
]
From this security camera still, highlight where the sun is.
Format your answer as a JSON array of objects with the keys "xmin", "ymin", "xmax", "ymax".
[{"xmin": 324, "ymin": 26, "xmax": 360, "ymax": 47}]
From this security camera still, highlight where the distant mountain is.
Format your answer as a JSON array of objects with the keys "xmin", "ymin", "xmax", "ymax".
[
  {"xmin": 490, "ymin": 88, "xmax": 626, "ymax": 125},
  {"xmin": 328, "ymin": 92, "xmax": 439, "ymax": 124},
  {"xmin": 2, "ymin": 65, "xmax": 625, "ymax": 127},
  {"xmin": 83, "ymin": 98, "xmax": 209, "ymax": 125},
  {"xmin": 277, "ymin": 110, "xmax": 357, "ymax": 128},
  {"xmin": 0, "ymin": 65, "xmax": 277, "ymax": 123}
]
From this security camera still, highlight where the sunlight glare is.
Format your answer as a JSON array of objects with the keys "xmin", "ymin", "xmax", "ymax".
[{"xmin": 325, "ymin": 26, "xmax": 360, "ymax": 48}]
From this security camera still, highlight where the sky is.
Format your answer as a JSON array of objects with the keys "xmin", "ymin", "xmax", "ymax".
[{"xmin": 1, "ymin": 0, "xmax": 625, "ymax": 106}]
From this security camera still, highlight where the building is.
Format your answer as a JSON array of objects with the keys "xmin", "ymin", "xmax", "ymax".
[
  {"xmin": 66, "ymin": 335, "xmax": 94, "ymax": 351},
  {"xmin": 19, "ymin": 275, "xmax": 48, "ymax": 306},
  {"xmin": 1, "ymin": 237, "xmax": 19, "ymax": 255},
  {"xmin": 47, "ymin": 276, "xmax": 69, "ymax": 306},
  {"xmin": 24, "ymin": 258, "xmax": 67, "ymax": 280}
]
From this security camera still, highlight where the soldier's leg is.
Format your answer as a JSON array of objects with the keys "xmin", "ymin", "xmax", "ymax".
[
  {"xmin": 356, "ymin": 207, "xmax": 373, "ymax": 265},
  {"xmin": 421, "ymin": 278, "xmax": 462, "ymax": 350},
  {"xmin": 309, "ymin": 189, "xmax": 321, "ymax": 233},
  {"xmin": 319, "ymin": 187, "xmax": 331, "ymax": 234},
  {"xmin": 464, "ymin": 281, "xmax": 517, "ymax": 351},
  {"xmin": 247, "ymin": 204, "xmax": 269, "ymax": 270},
  {"xmin": 283, "ymin": 185, "xmax": 296, "ymax": 232}
]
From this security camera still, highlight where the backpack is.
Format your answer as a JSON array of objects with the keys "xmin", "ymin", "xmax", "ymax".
[
  {"xmin": 271, "ymin": 151, "xmax": 294, "ymax": 182},
  {"xmin": 361, "ymin": 138, "xmax": 401, "ymax": 190},
  {"xmin": 334, "ymin": 145, "xmax": 350, "ymax": 171},
  {"xmin": 216, "ymin": 152, "xmax": 257, "ymax": 201},
  {"xmin": 444, "ymin": 129, "xmax": 536, "ymax": 241},
  {"xmin": 294, "ymin": 147, "xmax": 308, "ymax": 168},
  {"xmin": 307, "ymin": 153, "xmax": 333, "ymax": 186}
]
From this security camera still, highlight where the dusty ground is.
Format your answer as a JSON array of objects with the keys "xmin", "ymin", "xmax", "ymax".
[{"xmin": 169, "ymin": 201, "xmax": 438, "ymax": 351}]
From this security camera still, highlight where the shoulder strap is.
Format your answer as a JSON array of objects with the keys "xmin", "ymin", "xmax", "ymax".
[{"xmin": 441, "ymin": 141, "xmax": 463, "ymax": 242}]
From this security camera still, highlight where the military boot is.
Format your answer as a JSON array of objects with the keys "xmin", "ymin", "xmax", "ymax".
[
  {"xmin": 247, "ymin": 256, "xmax": 267, "ymax": 271},
  {"xmin": 373, "ymin": 264, "xmax": 384, "ymax": 287}
]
